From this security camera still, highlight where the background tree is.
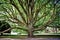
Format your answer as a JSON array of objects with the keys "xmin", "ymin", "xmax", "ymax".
[
  {"xmin": 48, "ymin": 0, "xmax": 60, "ymax": 33},
  {"xmin": 0, "ymin": 0, "xmax": 60, "ymax": 37}
]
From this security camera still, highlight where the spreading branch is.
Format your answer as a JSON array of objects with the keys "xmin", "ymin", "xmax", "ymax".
[
  {"xmin": 0, "ymin": 27, "xmax": 28, "ymax": 33},
  {"xmin": 2, "ymin": 7, "xmax": 26, "ymax": 26},
  {"xmin": 18, "ymin": 0, "xmax": 28, "ymax": 16},
  {"xmin": 10, "ymin": 0, "xmax": 27, "ymax": 25},
  {"xmin": 33, "ymin": 0, "xmax": 51, "ymax": 21},
  {"xmin": 12, "ymin": 27, "xmax": 28, "ymax": 31},
  {"xmin": 33, "ymin": 13, "xmax": 48, "ymax": 25},
  {"xmin": 34, "ymin": 7, "xmax": 56, "ymax": 31},
  {"xmin": 0, "ymin": 28, "xmax": 11, "ymax": 33}
]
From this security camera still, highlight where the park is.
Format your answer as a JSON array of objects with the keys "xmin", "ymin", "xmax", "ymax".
[{"xmin": 0, "ymin": 0, "xmax": 60, "ymax": 40}]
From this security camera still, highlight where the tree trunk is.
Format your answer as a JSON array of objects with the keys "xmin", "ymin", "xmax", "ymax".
[
  {"xmin": 28, "ymin": 30, "xmax": 34, "ymax": 38},
  {"xmin": 55, "ymin": 27, "xmax": 57, "ymax": 33},
  {"xmin": 1, "ymin": 33, "xmax": 3, "ymax": 36},
  {"xmin": 27, "ymin": 23, "xmax": 34, "ymax": 37}
]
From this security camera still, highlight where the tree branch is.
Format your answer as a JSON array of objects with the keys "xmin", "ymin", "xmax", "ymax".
[
  {"xmin": 0, "ymin": 28, "xmax": 11, "ymax": 33},
  {"xmin": 12, "ymin": 27, "xmax": 28, "ymax": 31},
  {"xmin": 18, "ymin": 0, "xmax": 28, "ymax": 16},
  {"xmin": 0, "ymin": 26, "xmax": 28, "ymax": 33},
  {"xmin": 33, "ymin": 0, "xmax": 51, "ymax": 21},
  {"xmin": 10, "ymin": 0, "xmax": 27, "ymax": 25},
  {"xmin": 26, "ymin": 0, "xmax": 35, "ymax": 25},
  {"xmin": 33, "ymin": 13, "xmax": 48, "ymax": 25},
  {"xmin": 2, "ymin": 7, "xmax": 26, "ymax": 26},
  {"xmin": 2, "ymin": 7, "xmax": 13, "ymax": 18},
  {"xmin": 34, "ymin": 7, "xmax": 56, "ymax": 31}
]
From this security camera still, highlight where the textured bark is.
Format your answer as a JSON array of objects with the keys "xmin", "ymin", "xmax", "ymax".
[
  {"xmin": 27, "ymin": 24, "xmax": 34, "ymax": 37},
  {"xmin": 28, "ymin": 30, "xmax": 34, "ymax": 37}
]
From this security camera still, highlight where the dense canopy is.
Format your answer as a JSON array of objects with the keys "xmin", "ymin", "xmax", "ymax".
[{"xmin": 0, "ymin": 0, "xmax": 60, "ymax": 37}]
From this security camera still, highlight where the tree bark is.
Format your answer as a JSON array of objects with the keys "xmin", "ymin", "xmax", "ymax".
[
  {"xmin": 28, "ymin": 30, "xmax": 34, "ymax": 38},
  {"xmin": 55, "ymin": 27, "xmax": 57, "ymax": 33},
  {"xmin": 27, "ymin": 23, "xmax": 34, "ymax": 37}
]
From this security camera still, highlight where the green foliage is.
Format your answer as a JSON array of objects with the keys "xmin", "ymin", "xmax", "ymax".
[{"xmin": 0, "ymin": 0, "xmax": 60, "ymax": 35}]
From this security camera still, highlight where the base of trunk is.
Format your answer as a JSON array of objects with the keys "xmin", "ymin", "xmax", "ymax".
[
  {"xmin": 28, "ymin": 32, "xmax": 34, "ymax": 38},
  {"xmin": 28, "ymin": 35, "xmax": 34, "ymax": 38}
]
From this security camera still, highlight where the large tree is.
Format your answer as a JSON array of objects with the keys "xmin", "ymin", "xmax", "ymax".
[{"xmin": 0, "ymin": 0, "xmax": 60, "ymax": 37}]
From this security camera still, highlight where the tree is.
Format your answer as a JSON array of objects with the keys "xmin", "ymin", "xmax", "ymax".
[
  {"xmin": 0, "ymin": 0, "xmax": 59, "ymax": 37},
  {"xmin": 48, "ymin": 0, "xmax": 60, "ymax": 33},
  {"xmin": 0, "ymin": 20, "xmax": 11, "ymax": 35}
]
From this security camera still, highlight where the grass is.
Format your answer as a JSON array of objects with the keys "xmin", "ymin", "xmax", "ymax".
[
  {"xmin": 0, "ymin": 33, "xmax": 60, "ymax": 38},
  {"xmin": 0, "ymin": 34, "xmax": 60, "ymax": 38}
]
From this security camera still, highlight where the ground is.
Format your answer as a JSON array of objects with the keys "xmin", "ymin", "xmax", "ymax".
[{"xmin": 0, "ymin": 38, "xmax": 60, "ymax": 40}]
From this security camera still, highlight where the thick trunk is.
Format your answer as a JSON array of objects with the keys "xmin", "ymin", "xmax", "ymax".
[
  {"xmin": 27, "ymin": 23, "xmax": 34, "ymax": 37},
  {"xmin": 28, "ymin": 31, "xmax": 34, "ymax": 37}
]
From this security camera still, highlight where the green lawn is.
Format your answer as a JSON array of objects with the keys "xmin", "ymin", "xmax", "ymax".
[{"xmin": 0, "ymin": 34, "xmax": 60, "ymax": 38}]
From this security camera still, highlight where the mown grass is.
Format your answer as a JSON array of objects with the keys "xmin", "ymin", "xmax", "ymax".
[
  {"xmin": 0, "ymin": 35, "xmax": 60, "ymax": 38},
  {"xmin": 0, "ymin": 33, "xmax": 60, "ymax": 38},
  {"xmin": 0, "ymin": 35, "xmax": 27, "ymax": 39}
]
